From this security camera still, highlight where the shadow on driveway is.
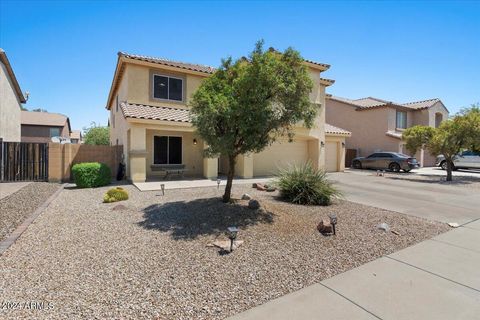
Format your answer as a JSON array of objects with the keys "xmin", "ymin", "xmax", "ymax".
[{"xmin": 138, "ymin": 197, "xmax": 274, "ymax": 240}]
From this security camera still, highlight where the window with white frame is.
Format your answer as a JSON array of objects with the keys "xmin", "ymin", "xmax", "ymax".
[
  {"xmin": 396, "ymin": 111, "xmax": 407, "ymax": 129},
  {"xmin": 153, "ymin": 136, "xmax": 182, "ymax": 164},
  {"xmin": 153, "ymin": 75, "xmax": 183, "ymax": 101}
]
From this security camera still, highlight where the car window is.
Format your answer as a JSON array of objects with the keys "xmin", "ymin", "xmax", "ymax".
[
  {"xmin": 461, "ymin": 151, "xmax": 472, "ymax": 156},
  {"xmin": 367, "ymin": 153, "xmax": 379, "ymax": 158}
]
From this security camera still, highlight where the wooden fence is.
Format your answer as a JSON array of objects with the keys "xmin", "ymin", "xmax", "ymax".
[
  {"xmin": 0, "ymin": 141, "xmax": 49, "ymax": 182},
  {"xmin": 345, "ymin": 149, "xmax": 357, "ymax": 168},
  {"xmin": 48, "ymin": 143, "xmax": 123, "ymax": 182}
]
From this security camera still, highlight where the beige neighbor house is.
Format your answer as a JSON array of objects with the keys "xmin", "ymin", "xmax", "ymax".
[
  {"xmin": 0, "ymin": 49, "xmax": 27, "ymax": 142},
  {"xmin": 21, "ymin": 111, "xmax": 72, "ymax": 143},
  {"xmin": 106, "ymin": 52, "xmax": 351, "ymax": 183},
  {"xmin": 70, "ymin": 130, "xmax": 83, "ymax": 144},
  {"xmin": 326, "ymin": 96, "xmax": 449, "ymax": 167}
]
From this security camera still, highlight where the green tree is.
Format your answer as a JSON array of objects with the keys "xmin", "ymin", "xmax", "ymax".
[
  {"xmin": 83, "ymin": 122, "xmax": 109, "ymax": 145},
  {"xmin": 191, "ymin": 41, "xmax": 316, "ymax": 202},
  {"xmin": 403, "ymin": 104, "xmax": 480, "ymax": 181}
]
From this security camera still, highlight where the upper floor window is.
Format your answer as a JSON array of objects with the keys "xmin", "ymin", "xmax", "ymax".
[
  {"xmin": 50, "ymin": 127, "xmax": 60, "ymax": 137},
  {"xmin": 396, "ymin": 111, "xmax": 407, "ymax": 129},
  {"xmin": 153, "ymin": 75, "xmax": 183, "ymax": 101}
]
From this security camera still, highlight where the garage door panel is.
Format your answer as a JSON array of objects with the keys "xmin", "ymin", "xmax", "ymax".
[
  {"xmin": 325, "ymin": 141, "xmax": 338, "ymax": 172},
  {"xmin": 253, "ymin": 140, "xmax": 308, "ymax": 176}
]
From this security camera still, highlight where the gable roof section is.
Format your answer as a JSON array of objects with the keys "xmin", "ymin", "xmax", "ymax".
[
  {"xmin": 328, "ymin": 95, "xmax": 445, "ymax": 111},
  {"xmin": 21, "ymin": 111, "xmax": 71, "ymax": 132},
  {"xmin": 0, "ymin": 49, "xmax": 26, "ymax": 103},
  {"xmin": 325, "ymin": 123, "xmax": 351, "ymax": 136},
  {"xmin": 120, "ymin": 102, "xmax": 191, "ymax": 123}
]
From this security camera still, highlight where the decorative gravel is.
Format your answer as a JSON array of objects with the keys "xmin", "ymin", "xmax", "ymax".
[
  {"xmin": 0, "ymin": 182, "xmax": 60, "ymax": 242},
  {"xmin": 0, "ymin": 183, "xmax": 449, "ymax": 319}
]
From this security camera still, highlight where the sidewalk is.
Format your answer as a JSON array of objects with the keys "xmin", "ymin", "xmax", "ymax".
[{"xmin": 228, "ymin": 220, "xmax": 480, "ymax": 320}]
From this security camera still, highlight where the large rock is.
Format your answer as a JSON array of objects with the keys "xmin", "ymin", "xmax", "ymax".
[
  {"xmin": 317, "ymin": 219, "xmax": 333, "ymax": 234},
  {"xmin": 255, "ymin": 183, "xmax": 266, "ymax": 191},
  {"xmin": 241, "ymin": 193, "xmax": 252, "ymax": 200},
  {"xmin": 248, "ymin": 199, "xmax": 260, "ymax": 209}
]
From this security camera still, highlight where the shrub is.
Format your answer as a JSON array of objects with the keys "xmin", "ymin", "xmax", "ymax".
[
  {"xmin": 274, "ymin": 162, "xmax": 342, "ymax": 205},
  {"xmin": 103, "ymin": 187, "xmax": 129, "ymax": 203},
  {"xmin": 72, "ymin": 162, "xmax": 111, "ymax": 188}
]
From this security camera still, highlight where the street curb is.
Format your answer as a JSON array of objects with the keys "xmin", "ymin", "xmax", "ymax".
[{"xmin": 0, "ymin": 183, "xmax": 66, "ymax": 256}]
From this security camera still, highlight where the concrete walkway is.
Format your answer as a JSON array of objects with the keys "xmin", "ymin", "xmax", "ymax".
[
  {"xmin": 0, "ymin": 182, "xmax": 31, "ymax": 200},
  {"xmin": 228, "ymin": 221, "xmax": 480, "ymax": 320},
  {"xmin": 134, "ymin": 177, "xmax": 271, "ymax": 191},
  {"xmin": 329, "ymin": 172, "xmax": 480, "ymax": 225}
]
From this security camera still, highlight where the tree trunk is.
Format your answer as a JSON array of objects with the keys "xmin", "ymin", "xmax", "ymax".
[
  {"xmin": 223, "ymin": 155, "xmax": 236, "ymax": 203},
  {"xmin": 446, "ymin": 159, "xmax": 453, "ymax": 182}
]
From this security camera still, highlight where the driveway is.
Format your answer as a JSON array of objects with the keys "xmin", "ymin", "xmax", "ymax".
[{"xmin": 329, "ymin": 171, "xmax": 480, "ymax": 225}]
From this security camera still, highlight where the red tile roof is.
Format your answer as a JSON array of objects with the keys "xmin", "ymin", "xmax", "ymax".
[
  {"xmin": 328, "ymin": 96, "xmax": 443, "ymax": 111},
  {"xmin": 325, "ymin": 123, "xmax": 351, "ymax": 135},
  {"xmin": 120, "ymin": 102, "xmax": 191, "ymax": 123}
]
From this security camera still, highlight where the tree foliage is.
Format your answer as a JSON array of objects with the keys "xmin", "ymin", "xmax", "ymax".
[
  {"xmin": 191, "ymin": 41, "xmax": 316, "ymax": 202},
  {"xmin": 402, "ymin": 104, "xmax": 480, "ymax": 181},
  {"xmin": 83, "ymin": 122, "xmax": 109, "ymax": 145}
]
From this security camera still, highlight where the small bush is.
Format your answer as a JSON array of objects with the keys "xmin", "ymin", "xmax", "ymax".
[
  {"xmin": 274, "ymin": 162, "xmax": 342, "ymax": 205},
  {"xmin": 72, "ymin": 162, "xmax": 111, "ymax": 188},
  {"xmin": 103, "ymin": 187, "xmax": 129, "ymax": 203}
]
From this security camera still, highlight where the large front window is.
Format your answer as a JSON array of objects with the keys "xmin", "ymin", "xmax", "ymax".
[
  {"xmin": 153, "ymin": 136, "xmax": 182, "ymax": 164},
  {"xmin": 396, "ymin": 111, "xmax": 407, "ymax": 129},
  {"xmin": 50, "ymin": 127, "xmax": 60, "ymax": 137},
  {"xmin": 153, "ymin": 75, "xmax": 183, "ymax": 101}
]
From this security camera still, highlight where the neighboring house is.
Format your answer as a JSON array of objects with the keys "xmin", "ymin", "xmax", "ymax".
[
  {"xmin": 326, "ymin": 96, "xmax": 449, "ymax": 166},
  {"xmin": 0, "ymin": 49, "xmax": 26, "ymax": 142},
  {"xmin": 106, "ymin": 52, "xmax": 350, "ymax": 182},
  {"xmin": 21, "ymin": 111, "xmax": 72, "ymax": 143},
  {"xmin": 70, "ymin": 130, "xmax": 83, "ymax": 144}
]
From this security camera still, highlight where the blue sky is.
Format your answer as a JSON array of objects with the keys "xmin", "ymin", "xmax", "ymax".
[{"xmin": 1, "ymin": 0, "xmax": 479, "ymax": 130}]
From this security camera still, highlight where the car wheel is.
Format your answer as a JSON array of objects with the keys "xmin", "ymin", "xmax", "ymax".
[
  {"xmin": 440, "ymin": 161, "xmax": 447, "ymax": 170},
  {"xmin": 389, "ymin": 162, "xmax": 401, "ymax": 172},
  {"xmin": 352, "ymin": 160, "xmax": 362, "ymax": 169}
]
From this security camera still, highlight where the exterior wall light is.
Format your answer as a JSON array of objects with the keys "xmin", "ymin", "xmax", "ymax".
[
  {"xmin": 193, "ymin": 138, "xmax": 197, "ymax": 145},
  {"xmin": 321, "ymin": 141, "xmax": 325, "ymax": 148},
  {"xmin": 342, "ymin": 142, "xmax": 345, "ymax": 148}
]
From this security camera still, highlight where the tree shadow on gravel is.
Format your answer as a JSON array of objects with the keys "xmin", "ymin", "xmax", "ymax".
[{"xmin": 138, "ymin": 198, "xmax": 274, "ymax": 240}]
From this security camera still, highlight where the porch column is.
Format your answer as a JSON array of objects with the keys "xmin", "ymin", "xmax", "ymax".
[
  {"xmin": 202, "ymin": 143, "xmax": 218, "ymax": 179},
  {"xmin": 308, "ymin": 139, "xmax": 322, "ymax": 170},
  {"xmin": 235, "ymin": 154, "xmax": 253, "ymax": 178},
  {"xmin": 129, "ymin": 127, "xmax": 147, "ymax": 183}
]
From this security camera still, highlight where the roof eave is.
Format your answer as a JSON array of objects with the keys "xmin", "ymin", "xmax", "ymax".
[{"xmin": 0, "ymin": 49, "xmax": 26, "ymax": 103}]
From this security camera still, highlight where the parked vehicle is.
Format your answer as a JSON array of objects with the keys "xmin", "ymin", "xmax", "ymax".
[
  {"xmin": 436, "ymin": 151, "xmax": 480, "ymax": 170},
  {"xmin": 351, "ymin": 152, "xmax": 419, "ymax": 172}
]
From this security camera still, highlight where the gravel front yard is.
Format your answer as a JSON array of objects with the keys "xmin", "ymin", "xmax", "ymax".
[
  {"xmin": 0, "ymin": 182, "xmax": 60, "ymax": 242},
  {"xmin": 0, "ymin": 183, "xmax": 449, "ymax": 319}
]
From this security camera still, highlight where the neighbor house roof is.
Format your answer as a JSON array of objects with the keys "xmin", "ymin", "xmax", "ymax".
[
  {"xmin": 120, "ymin": 102, "xmax": 191, "ymax": 123},
  {"xmin": 328, "ymin": 95, "xmax": 445, "ymax": 111},
  {"xmin": 21, "ymin": 111, "xmax": 71, "ymax": 132},
  {"xmin": 0, "ymin": 49, "xmax": 26, "ymax": 103},
  {"xmin": 325, "ymin": 123, "xmax": 351, "ymax": 136}
]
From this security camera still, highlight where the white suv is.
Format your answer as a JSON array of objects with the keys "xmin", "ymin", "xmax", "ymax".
[{"xmin": 436, "ymin": 151, "xmax": 480, "ymax": 170}]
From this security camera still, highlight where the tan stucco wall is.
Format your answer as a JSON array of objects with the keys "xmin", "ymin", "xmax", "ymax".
[
  {"xmin": 0, "ymin": 60, "xmax": 21, "ymax": 142},
  {"xmin": 326, "ymin": 99, "xmax": 399, "ymax": 156},
  {"xmin": 145, "ymin": 129, "xmax": 204, "ymax": 177}
]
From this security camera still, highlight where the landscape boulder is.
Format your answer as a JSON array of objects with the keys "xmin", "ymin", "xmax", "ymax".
[
  {"xmin": 241, "ymin": 193, "xmax": 252, "ymax": 200},
  {"xmin": 248, "ymin": 199, "xmax": 261, "ymax": 209},
  {"xmin": 317, "ymin": 219, "xmax": 333, "ymax": 234}
]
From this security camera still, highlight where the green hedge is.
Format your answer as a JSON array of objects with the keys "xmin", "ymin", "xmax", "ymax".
[{"xmin": 72, "ymin": 162, "xmax": 111, "ymax": 188}]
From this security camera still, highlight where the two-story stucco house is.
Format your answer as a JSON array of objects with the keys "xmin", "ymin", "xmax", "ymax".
[
  {"xmin": 106, "ymin": 52, "xmax": 350, "ymax": 182},
  {"xmin": 0, "ymin": 49, "xmax": 26, "ymax": 142},
  {"xmin": 326, "ymin": 95, "xmax": 449, "ymax": 166}
]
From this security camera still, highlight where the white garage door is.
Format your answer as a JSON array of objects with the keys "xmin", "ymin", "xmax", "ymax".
[
  {"xmin": 325, "ymin": 141, "xmax": 338, "ymax": 172},
  {"xmin": 253, "ymin": 140, "xmax": 309, "ymax": 176}
]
